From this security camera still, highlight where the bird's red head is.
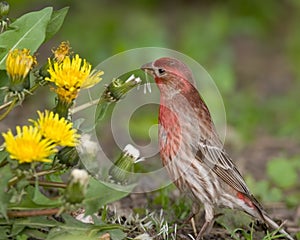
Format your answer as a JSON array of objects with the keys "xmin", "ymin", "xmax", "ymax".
[{"xmin": 141, "ymin": 57, "xmax": 196, "ymax": 94}]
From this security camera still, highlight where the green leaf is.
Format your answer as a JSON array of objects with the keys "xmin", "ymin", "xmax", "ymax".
[
  {"xmin": 0, "ymin": 226, "xmax": 10, "ymax": 239},
  {"xmin": 285, "ymin": 193, "xmax": 300, "ymax": 207},
  {"xmin": 47, "ymin": 233, "xmax": 97, "ymax": 240},
  {"xmin": 33, "ymin": 182, "xmax": 62, "ymax": 206},
  {"xmin": 0, "ymin": 7, "xmax": 53, "ymax": 69},
  {"xmin": 0, "ymin": 70, "xmax": 9, "ymax": 105},
  {"xmin": 22, "ymin": 229, "xmax": 48, "ymax": 239},
  {"xmin": 16, "ymin": 234, "xmax": 28, "ymax": 240},
  {"xmin": 10, "ymin": 224, "xmax": 26, "ymax": 238},
  {"xmin": 0, "ymin": 149, "xmax": 8, "ymax": 164},
  {"xmin": 95, "ymin": 100, "xmax": 110, "ymax": 122},
  {"xmin": 0, "ymin": 165, "xmax": 13, "ymax": 218},
  {"xmin": 216, "ymin": 208, "xmax": 252, "ymax": 233},
  {"xmin": 109, "ymin": 229, "xmax": 126, "ymax": 240},
  {"xmin": 83, "ymin": 177, "xmax": 135, "ymax": 215},
  {"xmin": 45, "ymin": 7, "xmax": 69, "ymax": 42},
  {"xmin": 0, "ymin": 69, "xmax": 8, "ymax": 87},
  {"xmin": 47, "ymin": 214, "xmax": 125, "ymax": 240},
  {"xmin": 8, "ymin": 186, "xmax": 62, "ymax": 210},
  {"xmin": 267, "ymin": 157, "xmax": 298, "ymax": 189},
  {"xmin": 12, "ymin": 216, "xmax": 58, "ymax": 228}
]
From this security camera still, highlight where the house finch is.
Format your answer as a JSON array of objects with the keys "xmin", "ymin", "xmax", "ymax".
[{"xmin": 141, "ymin": 57, "xmax": 294, "ymax": 240}]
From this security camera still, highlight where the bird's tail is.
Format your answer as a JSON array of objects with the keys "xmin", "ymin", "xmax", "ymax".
[
  {"xmin": 249, "ymin": 194, "xmax": 294, "ymax": 240},
  {"xmin": 261, "ymin": 211, "xmax": 294, "ymax": 240}
]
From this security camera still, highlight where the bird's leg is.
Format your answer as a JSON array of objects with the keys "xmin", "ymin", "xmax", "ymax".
[
  {"xmin": 195, "ymin": 204, "xmax": 214, "ymax": 240},
  {"xmin": 184, "ymin": 202, "xmax": 200, "ymax": 224},
  {"xmin": 196, "ymin": 220, "xmax": 214, "ymax": 240},
  {"xmin": 195, "ymin": 212, "xmax": 224, "ymax": 239},
  {"xmin": 183, "ymin": 211, "xmax": 195, "ymax": 224}
]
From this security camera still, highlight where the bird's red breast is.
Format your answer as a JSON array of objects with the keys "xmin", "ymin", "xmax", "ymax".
[{"xmin": 158, "ymin": 104, "xmax": 182, "ymax": 165}]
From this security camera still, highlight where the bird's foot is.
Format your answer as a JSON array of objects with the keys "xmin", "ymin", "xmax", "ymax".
[
  {"xmin": 195, "ymin": 220, "xmax": 213, "ymax": 240},
  {"xmin": 194, "ymin": 213, "xmax": 223, "ymax": 240}
]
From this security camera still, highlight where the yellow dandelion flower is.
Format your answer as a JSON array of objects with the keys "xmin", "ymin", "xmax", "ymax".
[
  {"xmin": 6, "ymin": 49, "xmax": 37, "ymax": 84},
  {"xmin": 2, "ymin": 126, "xmax": 56, "ymax": 164},
  {"xmin": 46, "ymin": 54, "xmax": 104, "ymax": 104},
  {"xmin": 32, "ymin": 110, "xmax": 80, "ymax": 147},
  {"xmin": 52, "ymin": 41, "xmax": 72, "ymax": 63}
]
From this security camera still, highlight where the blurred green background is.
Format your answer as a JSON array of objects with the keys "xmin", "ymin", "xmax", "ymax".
[
  {"xmin": 9, "ymin": 0, "xmax": 300, "ymax": 141},
  {"xmin": 3, "ymin": 0, "xmax": 300, "ymax": 194}
]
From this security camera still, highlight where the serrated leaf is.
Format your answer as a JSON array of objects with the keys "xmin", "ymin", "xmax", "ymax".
[
  {"xmin": 45, "ymin": 7, "xmax": 69, "ymax": 42},
  {"xmin": 8, "ymin": 186, "xmax": 62, "ymax": 210},
  {"xmin": 83, "ymin": 177, "xmax": 135, "ymax": 215},
  {"xmin": 0, "ymin": 7, "xmax": 53, "ymax": 69}
]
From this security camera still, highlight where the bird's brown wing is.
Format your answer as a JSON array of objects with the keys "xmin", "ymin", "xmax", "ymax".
[{"xmin": 197, "ymin": 138, "xmax": 251, "ymax": 195}]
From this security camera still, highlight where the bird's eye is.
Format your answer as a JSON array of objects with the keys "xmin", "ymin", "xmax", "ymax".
[{"xmin": 158, "ymin": 68, "xmax": 166, "ymax": 75}]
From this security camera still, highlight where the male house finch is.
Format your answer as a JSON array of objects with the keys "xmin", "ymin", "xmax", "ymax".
[{"xmin": 141, "ymin": 57, "xmax": 294, "ymax": 240}]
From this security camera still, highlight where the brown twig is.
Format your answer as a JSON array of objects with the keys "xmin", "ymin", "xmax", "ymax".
[
  {"xmin": 7, "ymin": 208, "xmax": 61, "ymax": 218},
  {"xmin": 28, "ymin": 180, "xmax": 67, "ymax": 188}
]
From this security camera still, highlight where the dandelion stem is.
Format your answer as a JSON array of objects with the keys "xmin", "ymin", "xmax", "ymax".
[
  {"xmin": 71, "ymin": 97, "xmax": 101, "ymax": 114},
  {"xmin": 0, "ymin": 97, "xmax": 17, "ymax": 121},
  {"xmin": 0, "ymin": 100, "xmax": 13, "ymax": 111},
  {"xmin": 8, "ymin": 166, "xmax": 63, "ymax": 187}
]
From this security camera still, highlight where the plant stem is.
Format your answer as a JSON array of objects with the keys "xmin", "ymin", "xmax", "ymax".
[
  {"xmin": 0, "ymin": 97, "xmax": 17, "ymax": 121},
  {"xmin": 0, "ymin": 100, "xmax": 13, "ymax": 111},
  {"xmin": 8, "ymin": 166, "xmax": 62, "ymax": 187},
  {"xmin": 7, "ymin": 208, "xmax": 61, "ymax": 218},
  {"xmin": 71, "ymin": 97, "xmax": 101, "ymax": 114},
  {"xmin": 28, "ymin": 180, "xmax": 67, "ymax": 188},
  {"xmin": 34, "ymin": 168, "xmax": 60, "ymax": 178}
]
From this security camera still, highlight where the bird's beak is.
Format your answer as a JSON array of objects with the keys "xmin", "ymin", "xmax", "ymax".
[{"xmin": 141, "ymin": 62, "xmax": 155, "ymax": 76}]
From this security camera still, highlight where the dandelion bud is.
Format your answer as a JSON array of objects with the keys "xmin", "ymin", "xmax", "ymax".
[
  {"xmin": 57, "ymin": 146, "xmax": 80, "ymax": 167},
  {"xmin": 6, "ymin": 49, "xmax": 36, "ymax": 91},
  {"xmin": 108, "ymin": 144, "xmax": 142, "ymax": 185},
  {"xmin": 64, "ymin": 169, "xmax": 89, "ymax": 204},
  {"xmin": 104, "ymin": 74, "xmax": 141, "ymax": 102},
  {"xmin": 96, "ymin": 74, "xmax": 141, "ymax": 121}
]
